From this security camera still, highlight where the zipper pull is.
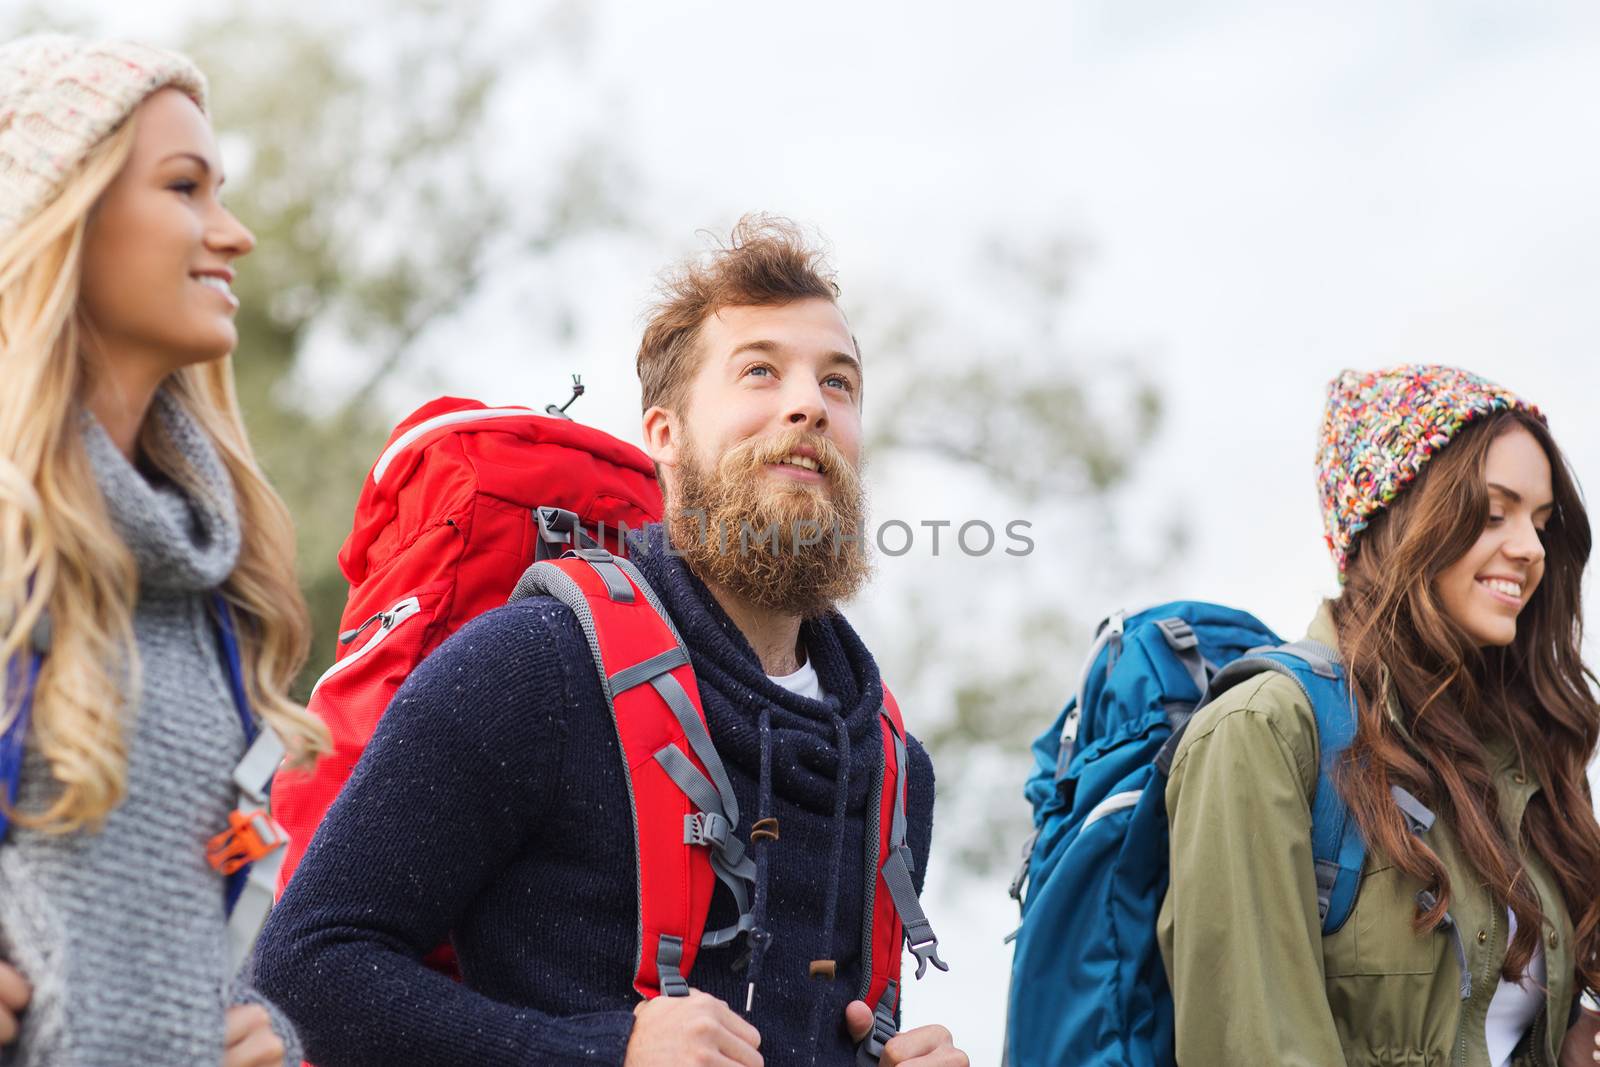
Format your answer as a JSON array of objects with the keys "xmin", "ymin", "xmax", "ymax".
[{"xmin": 339, "ymin": 610, "xmax": 387, "ymax": 646}]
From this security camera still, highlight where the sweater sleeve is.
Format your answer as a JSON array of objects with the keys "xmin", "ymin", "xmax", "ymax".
[
  {"xmin": 225, "ymin": 974, "xmax": 303, "ymax": 1066},
  {"xmin": 252, "ymin": 602, "xmax": 635, "ymax": 1067},
  {"xmin": 1156, "ymin": 673, "xmax": 1345, "ymax": 1067}
]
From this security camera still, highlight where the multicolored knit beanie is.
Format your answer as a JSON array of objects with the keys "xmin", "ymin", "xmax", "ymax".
[
  {"xmin": 1316, "ymin": 364, "xmax": 1541, "ymax": 576},
  {"xmin": 0, "ymin": 34, "xmax": 206, "ymax": 250}
]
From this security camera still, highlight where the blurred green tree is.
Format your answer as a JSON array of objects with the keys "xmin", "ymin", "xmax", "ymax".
[
  {"xmin": 6, "ymin": 1, "xmax": 1173, "ymax": 878},
  {"xmin": 177, "ymin": 0, "xmax": 637, "ymax": 695}
]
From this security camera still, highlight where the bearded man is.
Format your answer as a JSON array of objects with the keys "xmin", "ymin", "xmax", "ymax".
[{"xmin": 255, "ymin": 218, "xmax": 967, "ymax": 1067}]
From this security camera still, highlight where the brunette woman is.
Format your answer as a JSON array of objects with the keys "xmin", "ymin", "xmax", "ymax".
[{"xmin": 1159, "ymin": 366, "xmax": 1600, "ymax": 1066}]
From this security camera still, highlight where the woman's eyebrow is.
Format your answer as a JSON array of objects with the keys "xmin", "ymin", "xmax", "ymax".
[
  {"xmin": 1488, "ymin": 482, "xmax": 1554, "ymax": 513},
  {"xmin": 161, "ymin": 151, "xmax": 211, "ymax": 171}
]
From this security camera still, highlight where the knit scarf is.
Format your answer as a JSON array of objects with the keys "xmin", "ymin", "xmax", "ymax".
[{"xmin": 81, "ymin": 386, "xmax": 241, "ymax": 594}]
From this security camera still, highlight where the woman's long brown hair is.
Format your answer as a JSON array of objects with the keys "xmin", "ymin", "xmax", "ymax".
[{"xmin": 1330, "ymin": 409, "xmax": 1600, "ymax": 992}]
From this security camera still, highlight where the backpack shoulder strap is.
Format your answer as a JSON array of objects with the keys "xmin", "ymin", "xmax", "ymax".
[
  {"xmin": 857, "ymin": 684, "xmax": 947, "ymax": 1065},
  {"xmin": 1192, "ymin": 640, "xmax": 1364, "ymax": 934},
  {"xmin": 509, "ymin": 549, "xmax": 753, "ymax": 999},
  {"xmin": 207, "ymin": 596, "xmax": 290, "ymax": 969},
  {"xmin": 0, "ymin": 617, "xmax": 48, "ymax": 841}
]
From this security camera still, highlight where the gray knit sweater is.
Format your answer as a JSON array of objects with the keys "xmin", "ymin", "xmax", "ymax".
[{"xmin": 0, "ymin": 391, "xmax": 300, "ymax": 1065}]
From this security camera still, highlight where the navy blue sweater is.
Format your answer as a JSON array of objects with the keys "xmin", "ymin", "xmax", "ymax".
[{"xmin": 255, "ymin": 526, "xmax": 936, "ymax": 1066}]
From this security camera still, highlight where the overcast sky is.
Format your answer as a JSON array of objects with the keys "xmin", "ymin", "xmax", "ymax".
[{"xmin": 52, "ymin": 0, "xmax": 1600, "ymax": 1057}]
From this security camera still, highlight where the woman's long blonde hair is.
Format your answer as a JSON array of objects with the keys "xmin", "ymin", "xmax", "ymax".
[{"xmin": 0, "ymin": 115, "xmax": 329, "ymax": 833}]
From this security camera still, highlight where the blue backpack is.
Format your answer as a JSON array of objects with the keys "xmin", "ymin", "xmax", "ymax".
[{"xmin": 1003, "ymin": 601, "xmax": 1362, "ymax": 1067}]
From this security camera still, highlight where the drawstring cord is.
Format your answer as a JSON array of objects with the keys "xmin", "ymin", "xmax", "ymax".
[
  {"xmin": 742, "ymin": 703, "xmax": 777, "ymax": 1013},
  {"xmin": 803, "ymin": 704, "xmax": 853, "ymax": 1061}
]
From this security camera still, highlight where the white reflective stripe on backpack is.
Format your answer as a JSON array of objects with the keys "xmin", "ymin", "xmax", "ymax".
[
  {"xmin": 371, "ymin": 407, "xmax": 540, "ymax": 485},
  {"xmin": 1079, "ymin": 789, "xmax": 1143, "ymax": 833}
]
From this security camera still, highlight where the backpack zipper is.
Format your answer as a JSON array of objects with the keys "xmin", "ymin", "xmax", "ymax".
[{"xmin": 309, "ymin": 596, "xmax": 422, "ymax": 698}]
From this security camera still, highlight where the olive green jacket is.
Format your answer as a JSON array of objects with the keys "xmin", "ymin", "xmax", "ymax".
[{"xmin": 1157, "ymin": 606, "xmax": 1576, "ymax": 1067}]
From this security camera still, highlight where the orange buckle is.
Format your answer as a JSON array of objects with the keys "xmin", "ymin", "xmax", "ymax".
[{"xmin": 206, "ymin": 809, "xmax": 286, "ymax": 875}]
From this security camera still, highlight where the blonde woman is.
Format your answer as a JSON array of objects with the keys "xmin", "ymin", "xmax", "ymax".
[{"xmin": 0, "ymin": 36, "xmax": 328, "ymax": 1066}]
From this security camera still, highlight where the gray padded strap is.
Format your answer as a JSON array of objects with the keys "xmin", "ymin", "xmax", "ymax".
[
  {"xmin": 608, "ymin": 646, "xmax": 691, "ymax": 696},
  {"xmin": 651, "ymin": 673, "xmax": 740, "ymax": 828},
  {"xmin": 1277, "ymin": 638, "xmax": 1340, "ymax": 679},
  {"xmin": 889, "ymin": 726, "xmax": 909, "ymax": 854}
]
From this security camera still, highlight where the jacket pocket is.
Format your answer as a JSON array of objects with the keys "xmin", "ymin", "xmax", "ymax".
[{"xmin": 1325, "ymin": 862, "xmax": 1440, "ymax": 978}]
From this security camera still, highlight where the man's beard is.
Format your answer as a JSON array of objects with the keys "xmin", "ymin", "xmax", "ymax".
[{"xmin": 667, "ymin": 427, "xmax": 871, "ymax": 619}]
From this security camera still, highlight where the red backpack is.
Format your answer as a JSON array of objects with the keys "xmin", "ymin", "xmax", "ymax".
[{"xmin": 271, "ymin": 396, "xmax": 943, "ymax": 1059}]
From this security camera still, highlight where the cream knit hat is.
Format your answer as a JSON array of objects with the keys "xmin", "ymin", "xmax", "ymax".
[{"xmin": 0, "ymin": 34, "xmax": 207, "ymax": 248}]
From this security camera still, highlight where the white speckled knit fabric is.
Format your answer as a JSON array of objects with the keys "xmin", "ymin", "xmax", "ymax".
[
  {"xmin": 0, "ymin": 34, "xmax": 206, "ymax": 250},
  {"xmin": 0, "ymin": 390, "xmax": 299, "ymax": 1065}
]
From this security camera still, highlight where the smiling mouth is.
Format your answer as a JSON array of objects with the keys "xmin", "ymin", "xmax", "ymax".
[
  {"xmin": 1478, "ymin": 577, "xmax": 1523, "ymax": 604},
  {"xmin": 193, "ymin": 274, "xmax": 237, "ymax": 303},
  {"xmin": 772, "ymin": 453, "xmax": 821, "ymax": 473}
]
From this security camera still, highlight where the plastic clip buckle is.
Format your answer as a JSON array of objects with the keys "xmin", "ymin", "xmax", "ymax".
[
  {"xmin": 856, "ymin": 980, "xmax": 900, "ymax": 1064},
  {"xmin": 206, "ymin": 809, "xmax": 286, "ymax": 875},
  {"xmin": 684, "ymin": 811, "xmax": 730, "ymax": 849},
  {"xmin": 905, "ymin": 932, "xmax": 950, "ymax": 980}
]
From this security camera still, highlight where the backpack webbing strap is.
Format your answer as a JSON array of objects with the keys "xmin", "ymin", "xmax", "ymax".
[
  {"xmin": 210, "ymin": 596, "xmax": 291, "ymax": 971},
  {"xmin": 878, "ymin": 716, "xmax": 944, "ymax": 980},
  {"xmin": 608, "ymin": 646, "xmax": 690, "ymax": 694},
  {"xmin": 1392, "ymin": 785, "xmax": 1470, "ymax": 999},
  {"xmin": 635, "ymin": 664, "xmax": 755, "ymax": 948},
  {"xmin": 857, "ymin": 690, "xmax": 946, "ymax": 1064},
  {"xmin": 1153, "ymin": 617, "xmax": 1213, "ymax": 703},
  {"xmin": 509, "ymin": 554, "xmax": 732, "ymax": 998},
  {"xmin": 533, "ymin": 506, "xmax": 601, "ymax": 564},
  {"xmin": 655, "ymin": 933, "xmax": 691, "ymax": 997},
  {"xmin": 653, "ymin": 741, "xmax": 755, "ymax": 947},
  {"xmin": 570, "ymin": 546, "xmax": 635, "ymax": 603},
  {"xmin": 855, "ymin": 979, "xmax": 900, "ymax": 1066}
]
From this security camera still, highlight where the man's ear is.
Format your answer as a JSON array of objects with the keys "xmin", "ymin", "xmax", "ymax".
[{"xmin": 642, "ymin": 403, "xmax": 680, "ymax": 471}]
